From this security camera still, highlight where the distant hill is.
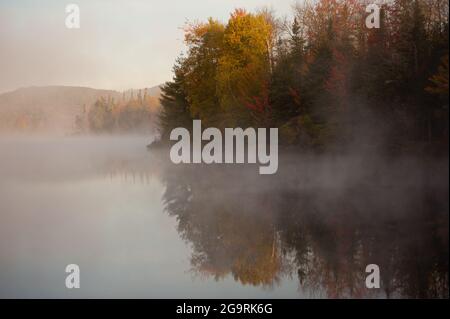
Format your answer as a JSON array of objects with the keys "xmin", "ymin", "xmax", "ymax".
[
  {"xmin": 0, "ymin": 85, "xmax": 162, "ymax": 134},
  {"xmin": 123, "ymin": 86, "xmax": 162, "ymax": 99}
]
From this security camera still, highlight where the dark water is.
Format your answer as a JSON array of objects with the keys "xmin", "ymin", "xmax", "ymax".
[{"xmin": 0, "ymin": 136, "xmax": 448, "ymax": 298}]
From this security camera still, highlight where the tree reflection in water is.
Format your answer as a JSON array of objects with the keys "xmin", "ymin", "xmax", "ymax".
[{"xmin": 154, "ymin": 153, "xmax": 448, "ymax": 298}]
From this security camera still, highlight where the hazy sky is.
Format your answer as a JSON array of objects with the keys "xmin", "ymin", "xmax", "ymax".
[{"xmin": 0, "ymin": 0, "xmax": 296, "ymax": 93}]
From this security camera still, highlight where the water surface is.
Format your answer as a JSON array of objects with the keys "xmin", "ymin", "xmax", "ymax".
[{"xmin": 0, "ymin": 136, "xmax": 448, "ymax": 298}]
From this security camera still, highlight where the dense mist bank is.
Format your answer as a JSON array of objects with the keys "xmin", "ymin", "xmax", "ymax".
[{"xmin": 0, "ymin": 135, "xmax": 155, "ymax": 182}]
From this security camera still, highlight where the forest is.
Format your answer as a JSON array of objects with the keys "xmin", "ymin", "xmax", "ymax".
[
  {"xmin": 75, "ymin": 89, "xmax": 160, "ymax": 134},
  {"xmin": 157, "ymin": 0, "xmax": 449, "ymax": 156}
]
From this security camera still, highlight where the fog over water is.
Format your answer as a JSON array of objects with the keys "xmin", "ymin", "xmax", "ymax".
[{"xmin": 0, "ymin": 136, "xmax": 448, "ymax": 298}]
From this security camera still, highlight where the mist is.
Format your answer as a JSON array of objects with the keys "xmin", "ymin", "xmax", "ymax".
[{"xmin": 1, "ymin": 133, "xmax": 446, "ymax": 298}]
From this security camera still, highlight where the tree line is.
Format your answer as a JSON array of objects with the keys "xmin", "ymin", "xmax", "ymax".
[
  {"xmin": 158, "ymin": 0, "xmax": 449, "ymax": 155},
  {"xmin": 76, "ymin": 90, "xmax": 159, "ymax": 133}
]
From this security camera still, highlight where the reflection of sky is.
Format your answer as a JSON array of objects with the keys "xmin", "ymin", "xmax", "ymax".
[
  {"xmin": 0, "ymin": 136, "xmax": 300, "ymax": 298},
  {"xmin": 0, "ymin": 177, "xmax": 300, "ymax": 298},
  {"xmin": 0, "ymin": 0, "xmax": 296, "ymax": 94}
]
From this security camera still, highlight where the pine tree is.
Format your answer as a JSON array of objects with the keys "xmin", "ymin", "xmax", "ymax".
[{"xmin": 158, "ymin": 60, "xmax": 192, "ymax": 141}]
